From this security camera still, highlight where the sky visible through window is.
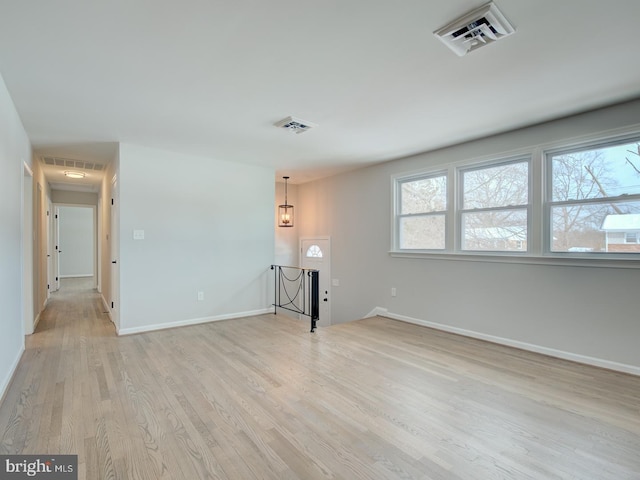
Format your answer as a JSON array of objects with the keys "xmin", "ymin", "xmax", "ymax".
[{"xmin": 598, "ymin": 142, "xmax": 640, "ymax": 197}]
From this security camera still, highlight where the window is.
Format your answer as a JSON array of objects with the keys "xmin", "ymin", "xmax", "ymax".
[
  {"xmin": 392, "ymin": 133, "xmax": 640, "ymax": 263},
  {"xmin": 396, "ymin": 173, "xmax": 447, "ymax": 250},
  {"xmin": 460, "ymin": 160, "xmax": 529, "ymax": 252},
  {"xmin": 548, "ymin": 139, "xmax": 640, "ymax": 254},
  {"xmin": 305, "ymin": 244, "xmax": 323, "ymax": 258}
]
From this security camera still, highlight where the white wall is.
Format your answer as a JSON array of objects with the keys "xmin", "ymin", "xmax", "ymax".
[
  {"xmin": 117, "ymin": 143, "xmax": 275, "ymax": 334},
  {"xmin": 298, "ymin": 99, "xmax": 640, "ymax": 373},
  {"xmin": 0, "ymin": 73, "xmax": 31, "ymax": 399},
  {"xmin": 58, "ymin": 206, "xmax": 95, "ymax": 277}
]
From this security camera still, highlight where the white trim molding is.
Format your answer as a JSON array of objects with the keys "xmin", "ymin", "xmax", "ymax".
[
  {"xmin": 118, "ymin": 308, "xmax": 273, "ymax": 336},
  {"xmin": 0, "ymin": 346, "xmax": 25, "ymax": 405},
  {"xmin": 367, "ymin": 307, "xmax": 640, "ymax": 377}
]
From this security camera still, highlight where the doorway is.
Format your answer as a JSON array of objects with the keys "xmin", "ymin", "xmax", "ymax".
[
  {"xmin": 54, "ymin": 205, "xmax": 97, "ymax": 288},
  {"xmin": 300, "ymin": 237, "xmax": 331, "ymax": 327}
]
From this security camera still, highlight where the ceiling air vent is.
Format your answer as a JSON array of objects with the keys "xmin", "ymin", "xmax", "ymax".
[
  {"xmin": 41, "ymin": 156, "xmax": 105, "ymax": 171},
  {"xmin": 274, "ymin": 116, "xmax": 317, "ymax": 134},
  {"xmin": 434, "ymin": 2, "xmax": 514, "ymax": 57}
]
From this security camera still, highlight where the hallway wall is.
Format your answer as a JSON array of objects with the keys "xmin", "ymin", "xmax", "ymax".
[
  {"xmin": 31, "ymin": 156, "xmax": 51, "ymax": 322},
  {"xmin": 0, "ymin": 73, "xmax": 31, "ymax": 399}
]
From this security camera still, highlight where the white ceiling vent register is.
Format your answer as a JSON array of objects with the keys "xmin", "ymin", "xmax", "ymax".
[
  {"xmin": 434, "ymin": 2, "xmax": 515, "ymax": 57},
  {"xmin": 41, "ymin": 156, "xmax": 105, "ymax": 171},
  {"xmin": 274, "ymin": 116, "xmax": 317, "ymax": 134}
]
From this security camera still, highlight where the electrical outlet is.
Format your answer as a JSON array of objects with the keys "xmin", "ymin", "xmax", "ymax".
[
  {"xmin": 391, "ymin": 287, "xmax": 397, "ymax": 297},
  {"xmin": 197, "ymin": 291, "xmax": 204, "ymax": 301}
]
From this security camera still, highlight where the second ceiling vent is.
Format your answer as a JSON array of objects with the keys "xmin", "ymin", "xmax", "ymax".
[
  {"xmin": 274, "ymin": 116, "xmax": 317, "ymax": 134},
  {"xmin": 434, "ymin": 2, "xmax": 515, "ymax": 57}
]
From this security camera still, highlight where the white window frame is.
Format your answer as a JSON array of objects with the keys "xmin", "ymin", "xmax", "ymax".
[
  {"xmin": 543, "ymin": 135, "xmax": 640, "ymax": 258},
  {"xmin": 393, "ymin": 170, "xmax": 449, "ymax": 251},
  {"xmin": 390, "ymin": 127, "xmax": 640, "ymax": 268},
  {"xmin": 457, "ymin": 156, "xmax": 531, "ymax": 254}
]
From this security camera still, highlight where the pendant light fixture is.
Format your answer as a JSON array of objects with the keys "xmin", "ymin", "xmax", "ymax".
[{"xmin": 278, "ymin": 176, "xmax": 294, "ymax": 227}]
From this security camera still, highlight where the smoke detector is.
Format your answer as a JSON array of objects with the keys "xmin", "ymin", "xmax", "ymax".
[
  {"xmin": 434, "ymin": 2, "xmax": 515, "ymax": 56},
  {"xmin": 274, "ymin": 116, "xmax": 317, "ymax": 134}
]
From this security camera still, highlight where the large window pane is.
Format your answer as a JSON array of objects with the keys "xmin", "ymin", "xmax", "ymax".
[
  {"xmin": 462, "ymin": 209, "xmax": 527, "ymax": 252},
  {"xmin": 551, "ymin": 201, "xmax": 640, "ymax": 253},
  {"xmin": 400, "ymin": 215, "xmax": 445, "ymax": 249},
  {"xmin": 551, "ymin": 141, "xmax": 640, "ymax": 202},
  {"xmin": 400, "ymin": 175, "xmax": 446, "ymax": 214},
  {"xmin": 463, "ymin": 161, "xmax": 528, "ymax": 209}
]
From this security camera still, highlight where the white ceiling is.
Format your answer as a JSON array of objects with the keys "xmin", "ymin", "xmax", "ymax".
[{"xmin": 1, "ymin": 0, "xmax": 640, "ymax": 186}]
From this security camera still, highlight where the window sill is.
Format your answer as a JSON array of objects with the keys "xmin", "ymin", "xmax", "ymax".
[{"xmin": 389, "ymin": 251, "xmax": 640, "ymax": 269}]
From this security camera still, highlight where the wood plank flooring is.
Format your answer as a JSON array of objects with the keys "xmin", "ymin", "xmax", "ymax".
[{"xmin": 1, "ymin": 277, "xmax": 639, "ymax": 479}]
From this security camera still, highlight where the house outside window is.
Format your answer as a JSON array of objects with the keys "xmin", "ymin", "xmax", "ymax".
[
  {"xmin": 601, "ymin": 214, "xmax": 640, "ymax": 252},
  {"xmin": 547, "ymin": 139, "xmax": 640, "ymax": 254}
]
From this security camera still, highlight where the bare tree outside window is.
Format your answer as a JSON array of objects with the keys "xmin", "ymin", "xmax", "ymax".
[
  {"xmin": 398, "ymin": 175, "xmax": 446, "ymax": 249},
  {"xmin": 461, "ymin": 161, "xmax": 528, "ymax": 252},
  {"xmin": 394, "ymin": 138, "xmax": 640, "ymax": 257},
  {"xmin": 550, "ymin": 142, "xmax": 640, "ymax": 252}
]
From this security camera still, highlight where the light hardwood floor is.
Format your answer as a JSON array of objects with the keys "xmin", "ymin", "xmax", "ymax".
[{"xmin": 1, "ymin": 278, "xmax": 639, "ymax": 479}]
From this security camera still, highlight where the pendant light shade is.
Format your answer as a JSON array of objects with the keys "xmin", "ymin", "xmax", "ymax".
[{"xmin": 278, "ymin": 176, "xmax": 294, "ymax": 227}]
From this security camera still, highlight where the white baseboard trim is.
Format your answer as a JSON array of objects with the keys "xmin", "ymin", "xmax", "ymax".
[
  {"xmin": 32, "ymin": 297, "xmax": 50, "ymax": 332},
  {"xmin": 100, "ymin": 295, "xmax": 113, "ymax": 322},
  {"xmin": 364, "ymin": 307, "xmax": 382, "ymax": 319},
  {"xmin": 0, "ymin": 345, "xmax": 25, "ymax": 406},
  {"xmin": 117, "ymin": 307, "xmax": 273, "ymax": 336},
  {"xmin": 60, "ymin": 274, "xmax": 94, "ymax": 278},
  {"xmin": 33, "ymin": 311, "xmax": 42, "ymax": 333},
  {"xmin": 370, "ymin": 307, "xmax": 640, "ymax": 377}
]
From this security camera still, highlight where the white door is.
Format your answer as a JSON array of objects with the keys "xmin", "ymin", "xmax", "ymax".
[
  {"xmin": 300, "ymin": 237, "xmax": 331, "ymax": 327},
  {"xmin": 110, "ymin": 176, "xmax": 120, "ymax": 330}
]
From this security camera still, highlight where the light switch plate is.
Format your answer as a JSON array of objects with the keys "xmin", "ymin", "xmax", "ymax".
[{"xmin": 133, "ymin": 229, "xmax": 145, "ymax": 240}]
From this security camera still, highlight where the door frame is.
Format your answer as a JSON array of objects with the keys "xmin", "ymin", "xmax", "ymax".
[
  {"xmin": 22, "ymin": 162, "xmax": 34, "ymax": 335},
  {"xmin": 54, "ymin": 203, "xmax": 98, "ymax": 288},
  {"xmin": 299, "ymin": 236, "xmax": 331, "ymax": 327},
  {"xmin": 50, "ymin": 204, "xmax": 58, "ymax": 292},
  {"xmin": 110, "ymin": 174, "xmax": 120, "ymax": 332}
]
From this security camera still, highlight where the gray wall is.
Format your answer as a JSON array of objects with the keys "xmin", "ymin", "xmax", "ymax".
[
  {"xmin": 118, "ymin": 143, "xmax": 275, "ymax": 334},
  {"xmin": 58, "ymin": 206, "xmax": 94, "ymax": 277},
  {"xmin": 0, "ymin": 73, "xmax": 31, "ymax": 398},
  {"xmin": 298, "ymin": 99, "xmax": 640, "ymax": 372}
]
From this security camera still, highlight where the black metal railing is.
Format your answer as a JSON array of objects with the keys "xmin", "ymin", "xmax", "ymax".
[{"xmin": 271, "ymin": 265, "xmax": 319, "ymax": 332}]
